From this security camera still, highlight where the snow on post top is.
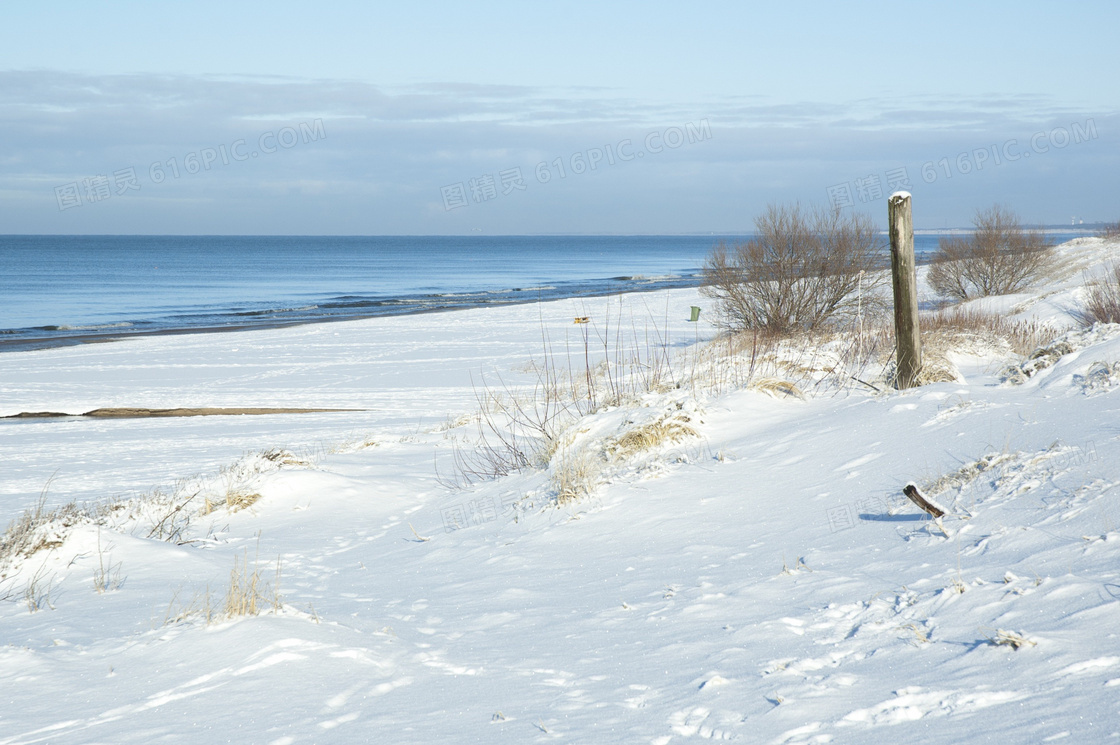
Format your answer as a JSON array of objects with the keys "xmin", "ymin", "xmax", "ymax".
[{"xmin": 889, "ymin": 190, "xmax": 912, "ymax": 201}]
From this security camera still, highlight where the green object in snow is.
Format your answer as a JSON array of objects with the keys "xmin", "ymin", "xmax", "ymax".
[{"xmin": 689, "ymin": 306, "xmax": 701, "ymax": 322}]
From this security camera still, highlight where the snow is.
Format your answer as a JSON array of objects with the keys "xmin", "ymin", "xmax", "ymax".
[{"xmin": 2, "ymin": 238, "xmax": 1120, "ymax": 743}]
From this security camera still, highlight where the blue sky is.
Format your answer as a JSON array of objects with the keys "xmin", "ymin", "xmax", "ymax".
[{"xmin": 1, "ymin": 1, "xmax": 1116, "ymax": 233}]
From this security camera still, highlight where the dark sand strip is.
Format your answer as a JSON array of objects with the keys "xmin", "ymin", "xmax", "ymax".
[{"xmin": 3, "ymin": 407, "xmax": 363, "ymax": 420}]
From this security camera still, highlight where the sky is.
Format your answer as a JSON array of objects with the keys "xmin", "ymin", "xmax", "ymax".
[{"xmin": 0, "ymin": 0, "xmax": 1116, "ymax": 234}]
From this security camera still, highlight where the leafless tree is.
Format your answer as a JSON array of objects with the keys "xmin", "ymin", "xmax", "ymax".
[
  {"xmin": 1098, "ymin": 220, "xmax": 1120, "ymax": 240},
  {"xmin": 701, "ymin": 203, "xmax": 886, "ymax": 333},
  {"xmin": 926, "ymin": 205, "xmax": 1054, "ymax": 300}
]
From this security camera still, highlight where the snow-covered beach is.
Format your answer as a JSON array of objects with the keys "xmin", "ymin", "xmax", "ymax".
[{"xmin": 2, "ymin": 235, "xmax": 1120, "ymax": 744}]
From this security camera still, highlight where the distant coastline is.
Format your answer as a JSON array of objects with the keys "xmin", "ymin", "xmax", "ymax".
[{"xmin": 0, "ymin": 231, "xmax": 1096, "ymax": 353}]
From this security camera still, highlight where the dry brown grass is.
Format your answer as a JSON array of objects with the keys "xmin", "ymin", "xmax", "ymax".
[
  {"xmin": 0, "ymin": 478, "xmax": 84, "ymax": 577},
  {"xmin": 921, "ymin": 451, "xmax": 1014, "ymax": 499},
  {"xmin": 918, "ymin": 308, "xmax": 1055, "ymax": 358},
  {"xmin": 224, "ymin": 551, "xmax": 281, "ymax": 618},
  {"xmin": 203, "ymin": 490, "xmax": 263, "ymax": 515},
  {"xmin": 685, "ymin": 326, "xmax": 885, "ymax": 397},
  {"xmin": 261, "ymin": 448, "xmax": 313, "ymax": 467},
  {"xmin": 441, "ymin": 302, "xmax": 683, "ymax": 491},
  {"xmin": 92, "ymin": 527, "xmax": 123, "ymax": 594},
  {"xmin": 443, "ymin": 273, "xmax": 1063, "ymax": 504},
  {"xmin": 606, "ymin": 414, "xmax": 698, "ymax": 460},
  {"xmin": 750, "ymin": 378, "xmax": 805, "ymax": 399},
  {"xmin": 551, "ymin": 443, "xmax": 602, "ymax": 504},
  {"xmin": 986, "ymin": 628, "xmax": 1036, "ymax": 649},
  {"xmin": 842, "ymin": 307, "xmax": 1059, "ymax": 389},
  {"xmin": 693, "ymin": 307, "xmax": 1045, "ymax": 394},
  {"xmin": 1079, "ymin": 263, "xmax": 1120, "ymax": 326},
  {"xmin": 164, "ymin": 550, "xmax": 282, "ymax": 625},
  {"xmin": 199, "ymin": 448, "xmax": 313, "ymax": 515},
  {"xmin": 22, "ymin": 567, "xmax": 56, "ymax": 612}
]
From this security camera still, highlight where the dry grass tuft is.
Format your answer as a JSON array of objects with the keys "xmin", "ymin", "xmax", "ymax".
[
  {"xmin": 687, "ymin": 325, "xmax": 888, "ymax": 397},
  {"xmin": 22, "ymin": 567, "xmax": 56, "ymax": 612},
  {"xmin": 1079, "ymin": 263, "xmax": 1120, "ymax": 326},
  {"xmin": 900, "ymin": 623, "xmax": 931, "ymax": 645},
  {"xmin": 199, "ymin": 448, "xmax": 314, "ymax": 515},
  {"xmin": 751, "ymin": 378, "xmax": 804, "ymax": 399},
  {"xmin": 261, "ymin": 448, "xmax": 312, "ymax": 467},
  {"xmin": 164, "ymin": 551, "xmax": 282, "ymax": 625},
  {"xmin": 986, "ymin": 628, "xmax": 1036, "ymax": 650},
  {"xmin": 0, "ymin": 478, "xmax": 84, "ymax": 577},
  {"xmin": 916, "ymin": 354, "xmax": 961, "ymax": 385},
  {"xmin": 92, "ymin": 528, "xmax": 123, "ymax": 594},
  {"xmin": 1000, "ymin": 337, "xmax": 1077, "ymax": 385},
  {"xmin": 224, "ymin": 551, "xmax": 282, "ymax": 618},
  {"xmin": 607, "ymin": 415, "xmax": 698, "ymax": 460},
  {"xmin": 204, "ymin": 491, "xmax": 263, "ymax": 515},
  {"xmin": 551, "ymin": 443, "xmax": 602, "ymax": 504}
]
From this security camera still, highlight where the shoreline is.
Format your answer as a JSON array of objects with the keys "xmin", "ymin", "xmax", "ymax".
[
  {"xmin": 5, "ymin": 231, "xmax": 1097, "ymax": 355},
  {"xmin": 0, "ymin": 276, "xmax": 703, "ymax": 354},
  {"xmin": 1, "ymin": 407, "xmax": 364, "ymax": 423}
]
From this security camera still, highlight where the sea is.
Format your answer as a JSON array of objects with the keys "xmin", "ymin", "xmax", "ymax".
[{"xmin": 0, "ymin": 232, "xmax": 1094, "ymax": 352}]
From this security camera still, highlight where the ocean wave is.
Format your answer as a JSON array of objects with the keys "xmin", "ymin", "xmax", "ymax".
[
  {"xmin": 48, "ymin": 322, "xmax": 135, "ymax": 331},
  {"xmin": 487, "ymin": 286, "xmax": 558, "ymax": 293},
  {"xmin": 233, "ymin": 305, "xmax": 319, "ymax": 317}
]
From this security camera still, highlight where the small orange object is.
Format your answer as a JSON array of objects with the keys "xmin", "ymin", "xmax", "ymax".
[{"xmin": 574, "ymin": 317, "xmax": 590, "ymax": 324}]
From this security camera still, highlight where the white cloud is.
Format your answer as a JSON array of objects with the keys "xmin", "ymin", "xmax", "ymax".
[{"xmin": 0, "ymin": 71, "xmax": 1114, "ymax": 233}]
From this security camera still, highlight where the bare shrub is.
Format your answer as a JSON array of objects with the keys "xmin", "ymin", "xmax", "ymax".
[
  {"xmin": 1097, "ymin": 221, "xmax": 1120, "ymax": 240},
  {"xmin": 702, "ymin": 203, "xmax": 886, "ymax": 334},
  {"xmin": 1079, "ymin": 263, "xmax": 1120, "ymax": 325},
  {"xmin": 926, "ymin": 205, "xmax": 1054, "ymax": 300}
]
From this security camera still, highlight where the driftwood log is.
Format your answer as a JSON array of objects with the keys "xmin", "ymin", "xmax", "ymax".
[{"xmin": 903, "ymin": 483, "xmax": 945, "ymax": 518}]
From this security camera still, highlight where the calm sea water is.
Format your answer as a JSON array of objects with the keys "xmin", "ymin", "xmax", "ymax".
[{"xmin": 0, "ymin": 233, "xmax": 1092, "ymax": 352}]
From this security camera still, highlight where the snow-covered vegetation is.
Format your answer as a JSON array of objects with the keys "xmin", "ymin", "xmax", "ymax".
[{"xmin": 2, "ymin": 235, "xmax": 1120, "ymax": 743}]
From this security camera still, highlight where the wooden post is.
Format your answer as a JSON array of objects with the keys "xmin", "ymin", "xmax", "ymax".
[{"xmin": 888, "ymin": 191, "xmax": 921, "ymax": 389}]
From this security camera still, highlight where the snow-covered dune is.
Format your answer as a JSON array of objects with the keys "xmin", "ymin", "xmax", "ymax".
[{"xmin": 2, "ymin": 238, "xmax": 1119, "ymax": 744}]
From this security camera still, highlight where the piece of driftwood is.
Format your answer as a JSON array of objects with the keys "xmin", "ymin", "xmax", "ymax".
[
  {"xmin": 2, "ymin": 407, "xmax": 363, "ymax": 420},
  {"xmin": 903, "ymin": 483, "xmax": 945, "ymax": 518}
]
